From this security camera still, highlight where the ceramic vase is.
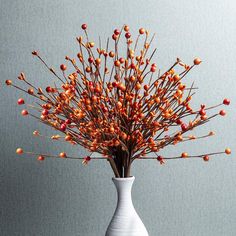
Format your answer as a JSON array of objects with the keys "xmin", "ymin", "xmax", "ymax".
[{"xmin": 105, "ymin": 176, "xmax": 149, "ymax": 236}]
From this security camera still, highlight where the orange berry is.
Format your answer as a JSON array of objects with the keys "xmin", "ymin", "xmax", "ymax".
[
  {"xmin": 89, "ymin": 42, "xmax": 95, "ymax": 48},
  {"xmin": 59, "ymin": 152, "xmax": 67, "ymax": 158},
  {"xmin": 116, "ymin": 101, "xmax": 122, "ymax": 109},
  {"xmin": 201, "ymin": 115, "xmax": 207, "ymax": 120},
  {"xmin": 209, "ymin": 131, "xmax": 215, "ymax": 136},
  {"xmin": 5, "ymin": 80, "xmax": 12, "ymax": 86},
  {"xmin": 129, "ymin": 76, "xmax": 135, "ymax": 82},
  {"xmin": 225, "ymin": 148, "xmax": 231, "ymax": 155},
  {"xmin": 114, "ymin": 60, "xmax": 120, "ymax": 67},
  {"xmin": 109, "ymin": 127, "xmax": 115, "ymax": 133},
  {"xmin": 28, "ymin": 88, "xmax": 34, "ymax": 95},
  {"xmin": 139, "ymin": 28, "xmax": 145, "ymax": 34},
  {"xmin": 109, "ymin": 51, "xmax": 115, "ymax": 58},
  {"xmin": 65, "ymin": 135, "xmax": 72, "ymax": 141},
  {"xmin": 121, "ymin": 132, "xmax": 127, "ymax": 140},
  {"xmin": 95, "ymin": 58, "xmax": 101, "ymax": 65},
  {"xmin": 203, "ymin": 155, "xmax": 209, "ymax": 161},
  {"xmin": 118, "ymin": 83, "xmax": 126, "ymax": 91},
  {"xmin": 124, "ymin": 25, "xmax": 129, "ymax": 32},
  {"xmin": 173, "ymin": 74, "xmax": 180, "ymax": 81},
  {"xmin": 193, "ymin": 58, "xmax": 202, "ymax": 65},
  {"xmin": 181, "ymin": 152, "xmax": 188, "ymax": 158},
  {"xmin": 85, "ymin": 66, "xmax": 91, "ymax": 73},
  {"xmin": 135, "ymin": 83, "xmax": 141, "ymax": 90},
  {"xmin": 16, "ymin": 148, "xmax": 23, "ymax": 154}
]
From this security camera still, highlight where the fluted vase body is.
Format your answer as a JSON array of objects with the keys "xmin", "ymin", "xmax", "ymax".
[{"xmin": 105, "ymin": 176, "xmax": 149, "ymax": 236}]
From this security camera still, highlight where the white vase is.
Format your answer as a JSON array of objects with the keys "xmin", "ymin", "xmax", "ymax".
[{"xmin": 105, "ymin": 176, "xmax": 149, "ymax": 236}]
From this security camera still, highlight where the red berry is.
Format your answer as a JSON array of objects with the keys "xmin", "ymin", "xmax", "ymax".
[
  {"xmin": 60, "ymin": 64, "xmax": 67, "ymax": 71},
  {"xmin": 203, "ymin": 155, "xmax": 209, "ymax": 161},
  {"xmin": 150, "ymin": 66, "xmax": 156, "ymax": 72},
  {"xmin": 219, "ymin": 110, "xmax": 226, "ymax": 116},
  {"xmin": 88, "ymin": 81, "xmax": 94, "ymax": 86},
  {"xmin": 41, "ymin": 109, "xmax": 49, "ymax": 116},
  {"xmin": 112, "ymin": 82, "xmax": 118, "ymax": 87},
  {"xmin": 181, "ymin": 123, "xmax": 188, "ymax": 131},
  {"xmin": 125, "ymin": 32, "xmax": 131, "ymax": 39},
  {"xmin": 17, "ymin": 98, "xmax": 25, "ymax": 105},
  {"xmin": 21, "ymin": 110, "xmax": 28, "ymax": 116},
  {"xmin": 119, "ymin": 57, "xmax": 125, "ymax": 64},
  {"xmin": 223, "ymin": 98, "xmax": 230, "ymax": 105},
  {"xmin": 112, "ymin": 34, "xmax": 118, "ymax": 40},
  {"xmin": 176, "ymin": 119, "xmax": 182, "ymax": 125},
  {"xmin": 16, "ymin": 148, "xmax": 23, "ymax": 154},
  {"xmin": 65, "ymin": 119, "xmax": 71, "ymax": 124},
  {"xmin": 199, "ymin": 109, "xmax": 206, "ymax": 116},
  {"xmin": 82, "ymin": 156, "xmax": 91, "ymax": 165},
  {"xmin": 46, "ymin": 86, "xmax": 52, "ymax": 93},
  {"xmin": 114, "ymin": 29, "xmax": 120, "ymax": 35},
  {"xmin": 88, "ymin": 57, "xmax": 94, "ymax": 63},
  {"xmin": 60, "ymin": 123, "xmax": 67, "ymax": 131},
  {"xmin": 37, "ymin": 155, "xmax": 45, "ymax": 161},
  {"xmin": 32, "ymin": 51, "xmax": 38, "ymax": 56},
  {"xmin": 102, "ymin": 107, "xmax": 108, "ymax": 113},
  {"xmin": 151, "ymin": 63, "xmax": 157, "ymax": 67},
  {"xmin": 131, "ymin": 63, "xmax": 136, "ymax": 69},
  {"xmin": 157, "ymin": 156, "xmax": 165, "ymax": 164},
  {"xmin": 81, "ymin": 24, "xmax": 87, "ymax": 30}
]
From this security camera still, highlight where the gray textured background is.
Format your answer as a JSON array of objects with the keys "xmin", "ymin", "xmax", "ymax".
[{"xmin": 1, "ymin": 0, "xmax": 236, "ymax": 235}]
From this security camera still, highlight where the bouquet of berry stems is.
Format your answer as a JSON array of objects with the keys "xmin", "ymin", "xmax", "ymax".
[{"xmin": 6, "ymin": 24, "xmax": 231, "ymax": 178}]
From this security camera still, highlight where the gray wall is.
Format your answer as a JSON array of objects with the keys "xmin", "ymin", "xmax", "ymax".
[{"xmin": 1, "ymin": 0, "xmax": 236, "ymax": 235}]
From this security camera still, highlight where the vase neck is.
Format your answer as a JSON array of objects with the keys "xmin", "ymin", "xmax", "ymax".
[{"xmin": 112, "ymin": 176, "xmax": 135, "ymax": 203}]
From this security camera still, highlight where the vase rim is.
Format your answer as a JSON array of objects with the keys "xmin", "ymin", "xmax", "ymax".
[{"xmin": 112, "ymin": 176, "xmax": 135, "ymax": 181}]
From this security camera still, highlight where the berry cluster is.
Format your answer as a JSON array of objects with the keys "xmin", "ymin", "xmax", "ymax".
[{"xmin": 7, "ymin": 24, "xmax": 231, "ymax": 177}]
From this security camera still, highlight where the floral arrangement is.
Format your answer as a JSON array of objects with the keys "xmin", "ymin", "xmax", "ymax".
[{"xmin": 6, "ymin": 24, "xmax": 231, "ymax": 178}]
